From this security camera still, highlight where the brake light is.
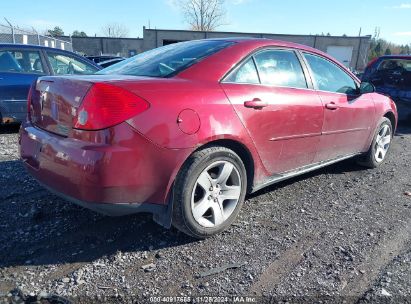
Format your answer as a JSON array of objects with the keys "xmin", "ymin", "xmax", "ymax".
[
  {"xmin": 27, "ymin": 83, "xmax": 34, "ymax": 122},
  {"xmin": 73, "ymin": 83, "xmax": 150, "ymax": 130}
]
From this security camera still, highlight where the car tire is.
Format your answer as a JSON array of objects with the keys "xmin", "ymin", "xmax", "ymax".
[
  {"xmin": 357, "ymin": 117, "xmax": 393, "ymax": 168},
  {"xmin": 172, "ymin": 146, "xmax": 247, "ymax": 239}
]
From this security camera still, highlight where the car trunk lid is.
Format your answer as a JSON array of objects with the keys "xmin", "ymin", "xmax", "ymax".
[
  {"xmin": 29, "ymin": 75, "xmax": 155, "ymax": 136},
  {"xmin": 30, "ymin": 77, "xmax": 92, "ymax": 136}
]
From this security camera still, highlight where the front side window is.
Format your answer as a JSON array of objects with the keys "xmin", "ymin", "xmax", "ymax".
[
  {"xmin": 253, "ymin": 50, "xmax": 307, "ymax": 88},
  {"xmin": 98, "ymin": 40, "xmax": 234, "ymax": 78},
  {"xmin": 0, "ymin": 50, "xmax": 44, "ymax": 74},
  {"xmin": 47, "ymin": 52, "xmax": 98, "ymax": 75},
  {"xmin": 304, "ymin": 53, "xmax": 357, "ymax": 94}
]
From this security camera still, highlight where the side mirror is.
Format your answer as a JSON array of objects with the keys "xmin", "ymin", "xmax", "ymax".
[{"xmin": 360, "ymin": 82, "xmax": 375, "ymax": 94}]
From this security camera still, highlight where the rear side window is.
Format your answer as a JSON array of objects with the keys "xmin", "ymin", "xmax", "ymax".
[
  {"xmin": 0, "ymin": 50, "xmax": 45, "ymax": 74},
  {"xmin": 47, "ymin": 52, "xmax": 98, "ymax": 75},
  {"xmin": 98, "ymin": 40, "xmax": 235, "ymax": 78},
  {"xmin": 253, "ymin": 50, "xmax": 307, "ymax": 88},
  {"xmin": 223, "ymin": 49, "xmax": 307, "ymax": 89},
  {"xmin": 304, "ymin": 53, "xmax": 357, "ymax": 94},
  {"xmin": 225, "ymin": 58, "xmax": 259, "ymax": 84},
  {"xmin": 377, "ymin": 59, "xmax": 411, "ymax": 72}
]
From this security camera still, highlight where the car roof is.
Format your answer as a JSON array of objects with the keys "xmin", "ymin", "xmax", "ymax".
[
  {"xmin": 0, "ymin": 43, "xmax": 83, "ymax": 56},
  {"xmin": 87, "ymin": 55, "xmax": 123, "ymax": 58},
  {"xmin": 204, "ymin": 37, "xmax": 327, "ymax": 56},
  {"xmin": 378, "ymin": 55, "xmax": 411, "ymax": 60},
  {"xmin": 0, "ymin": 43, "xmax": 101, "ymax": 68},
  {"xmin": 176, "ymin": 38, "xmax": 360, "ymax": 83}
]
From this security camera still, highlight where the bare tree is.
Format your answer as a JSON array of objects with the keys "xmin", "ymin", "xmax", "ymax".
[
  {"xmin": 101, "ymin": 23, "xmax": 129, "ymax": 38},
  {"xmin": 179, "ymin": 0, "xmax": 226, "ymax": 31}
]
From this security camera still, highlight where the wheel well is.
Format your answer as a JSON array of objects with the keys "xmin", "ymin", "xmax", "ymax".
[
  {"xmin": 199, "ymin": 139, "xmax": 254, "ymax": 193},
  {"xmin": 384, "ymin": 111, "xmax": 396, "ymax": 131}
]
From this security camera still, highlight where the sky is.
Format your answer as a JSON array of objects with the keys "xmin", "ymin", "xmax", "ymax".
[{"xmin": 1, "ymin": 0, "xmax": 410, "ymax": 45}]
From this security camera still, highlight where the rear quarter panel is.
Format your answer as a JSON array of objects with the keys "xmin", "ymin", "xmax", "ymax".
[
  {"xmin": 123, "ymin": 79, "xmax": 246, "ymax": 146},
  {"xmin": 372, "ymin": 93, "xmax": 398, "ymax": 129},
  {"xmin": 0, "ymin": 72, "xmax": 38, "ymax": 100},
  {"xmin": 0, "ymin": 72, "xmax": 40, "ymax": 122},
  {"xmin": 362, "ymin": 93, "xmax": 398, "ymax": 150},
  {"xmin": 118, "ymin": 78, "xmax": 269, "ymax": 185}
]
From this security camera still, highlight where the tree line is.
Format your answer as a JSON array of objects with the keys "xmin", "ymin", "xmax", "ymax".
[
  {"xmin": 369, "ymin": 38, "xmax": 410, "ymax": 59},
  {"xmin": 45, "ymin": 1, "xmax": 411, "ymax": 61},
  {"xmin": 368, "ymin": 28, "xmax": 410, "ymax": 60},
  {"xmin": 46, "ymin": 23, "xmax": 128, "ymax": 38}
]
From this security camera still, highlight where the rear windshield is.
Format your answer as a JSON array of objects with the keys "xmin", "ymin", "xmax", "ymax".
[
  {"xmin": 97, "ymin": 40, "xmax": 234, "ymax": 78},
  {"xmin": 378, "ymin": 59, "xmax": 411, "ymax": 72}
]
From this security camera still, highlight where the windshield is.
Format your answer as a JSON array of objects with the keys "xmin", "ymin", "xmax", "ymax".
[{"xmin": 97, "ymin": 40, "xmax": 234, "ymax": 78}]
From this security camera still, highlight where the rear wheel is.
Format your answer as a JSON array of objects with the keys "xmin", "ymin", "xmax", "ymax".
[
  {"xmin": 172, "ymin": 146, "xmax": 247, "ymax": 238},
  {"xmin": 357, "ymin": 117, "xmax": 393, "ymax": 168}
]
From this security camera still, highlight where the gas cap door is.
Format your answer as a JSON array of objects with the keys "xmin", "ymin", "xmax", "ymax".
[{"xmin": 177, "ymin": 109, "xmax": 200, "ymax": 135}]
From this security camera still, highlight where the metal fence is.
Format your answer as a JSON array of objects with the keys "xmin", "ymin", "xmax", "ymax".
[{"xmin": 0, "ymin": 23, "xmax": 73, "ymax": 51}]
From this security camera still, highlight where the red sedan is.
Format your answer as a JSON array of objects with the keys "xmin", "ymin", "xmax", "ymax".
[{"xmin": 20, "ymin": 39, "xmax": 397, "ymax": 238}]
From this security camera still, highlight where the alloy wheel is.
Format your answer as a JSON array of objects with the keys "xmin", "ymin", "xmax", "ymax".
[
  {"xmin": 191, "ymin": 160, "xmax": 242, "ymax": 228},
  {"xmin": 374, "ymin": 124, "xmax": 391, "ymax": 163}
]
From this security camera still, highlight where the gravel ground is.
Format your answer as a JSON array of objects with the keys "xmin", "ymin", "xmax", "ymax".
[{"xmin": 0, "ymin": 123, "xmax": 410, "ymax": 304}]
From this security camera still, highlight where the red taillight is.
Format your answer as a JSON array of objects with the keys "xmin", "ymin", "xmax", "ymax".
[
  {"xmin": 73, "ymin": 83, "xmax": 150, "ymax": 130},
  {"xmin": 27, "ymin": 83, "xmax": 34, "ymax": 122}
]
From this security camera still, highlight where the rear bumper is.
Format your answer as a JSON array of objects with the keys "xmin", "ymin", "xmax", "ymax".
[
  {"xmin": 0, "ymin": 100, "xmax": 26, "ymax": 124},
  {"xmin": 395, "ymin": 98, "xmax": 411, "ymax": 122},
  {"xmin": 19, "ymin": 122, "xmax": 192, "ymax": 216},
  {"xmin": 39, "ymin": 180, "xmax": 167, "ymax": 216},
  {"xmin": 374, "ymin": 86, "xmax": 411, "ymax": 121}
]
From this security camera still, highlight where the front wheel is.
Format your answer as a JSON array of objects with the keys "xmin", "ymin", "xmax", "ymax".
[
  {"xmin": 357, "ymin": 117, "xmax": 393, "ymax": 168},
  {"xmin": 172, "ymin": 146, "xmax": 247, "ymax": 239}
]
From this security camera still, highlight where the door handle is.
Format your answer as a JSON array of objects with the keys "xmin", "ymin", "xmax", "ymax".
[
  {"xmin": 325, "ymin": 102, "xmax": 339, "ymax": 110},
  {"xmin": 244, "ymin": 98, "xmax": 268, "ymax": 109}
]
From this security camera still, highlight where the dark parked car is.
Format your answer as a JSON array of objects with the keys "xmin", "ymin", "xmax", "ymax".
[
  {"xmin": 362, "ymin": 55, "xmax": 411, "ymax": 121},
  {"xmin": 20, "ymin": 39, "xmax": 397, "ymax": 238},
  {"xmin": 98, "ymin": 57, "xmax": 125, "ymax": 68},
  {"xmin": 0, "ymin": 44, "xmax": 100, "ymax": 124},
  {"xmin": 86, "ymin": 55, "xmax": 124, "ymax": 64}
]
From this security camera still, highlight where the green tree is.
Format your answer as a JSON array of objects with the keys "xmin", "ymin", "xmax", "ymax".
[
  {"xmin": 72, "ymin": 30, "xmax": 87, "ymax": 37},
  {"xmin": 384, "ymin": 48, "xmax": 392, "ymax": 55},
  {"xmin": 374, "ymin": 42, "xmax": 382, "ymax": 55},
  {"xmin": 47, "ymin": 26, "xmax": 64, "ymax": 36}
]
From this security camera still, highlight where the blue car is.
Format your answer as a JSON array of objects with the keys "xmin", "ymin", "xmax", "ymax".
[
  {"xmin": 362, "ymin": 55, "xmax": 411, "ymax": 122},
  {"xmin": 0, "ymin": 44, "xmax": 101, "ymax": 125}
]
